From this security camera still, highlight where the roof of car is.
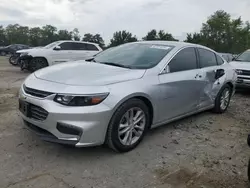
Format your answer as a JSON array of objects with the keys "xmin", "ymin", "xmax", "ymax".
[
  {"xmin": 134, "ymin": 40, "xmax": 210, "ymax": 49},
  {"xmin": 57, "ymin": 40, "xmax": 99, "ymax": 46}
]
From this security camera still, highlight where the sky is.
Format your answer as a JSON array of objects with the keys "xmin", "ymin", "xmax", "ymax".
[{"xmin": 0, "ymin": 0, "xmax": 250, "ymax": 44}]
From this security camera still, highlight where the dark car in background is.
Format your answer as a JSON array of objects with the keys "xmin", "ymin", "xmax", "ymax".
[{"xmin": 0, "ymin": 44, "xmax": 30, "ymax": 56}]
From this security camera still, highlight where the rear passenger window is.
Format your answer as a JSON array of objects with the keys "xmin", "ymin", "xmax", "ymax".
[
  {"xmin": 72, "ymin": 43, "xmax": 87, "ymax": 50},
  {"xmin": 198, "ymin": 48, "xmax": 217, "ymax": 68},
  {"xmin": 169, "ymin": 47, "xmax": 197, "ymax": 73},
  {"xmin": 59, "ymin": 42, "xmax": 74, "ymax": 50},
  {"xmin": 216, "ymin": 55, "xmax": 224, "ymax": 65},
  {"xmin": 86, "ymin": 44, "xmax": 99, "ymax": 51}
]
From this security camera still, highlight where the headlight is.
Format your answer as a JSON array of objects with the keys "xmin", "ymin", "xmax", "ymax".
[{"xmin": 54, "ymin": 93, "xmax": 109, "ymax": 106}]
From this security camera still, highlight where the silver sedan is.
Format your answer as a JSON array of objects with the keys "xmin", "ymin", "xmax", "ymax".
[{"xmin": 19, "ymin": 41, "xmax": 237, "ymax": 152}]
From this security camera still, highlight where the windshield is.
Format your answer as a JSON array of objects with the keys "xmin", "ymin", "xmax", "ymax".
[
  {"xmin": 44, "ymin": 41, "xmax": 61, "ymax": 49},
  {"xmin": 94, "ymin": 43, "xmax": 174, "ymax": 69},
  {"xmin": 235, "ymin": 50, "xmax": 250, "ymax": 62}
]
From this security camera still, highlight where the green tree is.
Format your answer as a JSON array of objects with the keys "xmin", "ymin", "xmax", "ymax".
[
  {"xmin": 143, "ymin": 29, "xmax": 157, "ymax": 40},
  {"xmin": 143, "ymin": 29, "xmax": 178, "ymax": 41},
  {"xmin": 29, "ymin": 27, "xmax": 43, "ymax": 47},
  {"xmin": 72, "ymin": 28, "xmax": 80, "ymax": 41},
  {"xmin": 0, "ymin": 25, "xmax": 7, "ymax": 46},
  {"xmin": 185, "ymin": 10, "xmax": 250, "ymax": 53},
  {"xmin": 41, "ymin": 25, "xmax": 58, "ymax": 45},
  {"xmin": 57, "ymin": 30, "xmax": 73, "ymax": 40},
  {"xmin": 82, "ymin": 33, "xmax": 105, "ymax": 48},
  {"xmin": 158, "ymin": 30, "xmax": 178, "ymax": 41},
  {"xmin": 109, "ymin": 30, "xmax": 137, "ymax": 47}
]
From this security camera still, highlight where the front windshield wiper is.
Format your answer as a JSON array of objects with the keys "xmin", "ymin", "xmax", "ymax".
[{"xmin": 100, "ymin": 62, "xmax": 132, "ymax": 69}]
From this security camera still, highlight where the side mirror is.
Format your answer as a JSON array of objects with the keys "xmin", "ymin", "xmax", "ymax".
[
  {"xmin": 215, "ymin": 69, "xmax": 225, "ymax": 79},
  {"xmin": 53, "ymin": 46, "xmax": 61, "ymax": 51}
]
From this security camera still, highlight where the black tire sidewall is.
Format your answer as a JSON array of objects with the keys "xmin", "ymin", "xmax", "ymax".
[
  {"xmin": 214, "ymin": 85, "xmax": 232, "ymax": 113},
  {"xmin": 9, "ymin": 56, "xmax": 17, "ymax": 65},
  {"xmin": 108, "ymin": 99, "xmax": 150, "ymax": 152}
]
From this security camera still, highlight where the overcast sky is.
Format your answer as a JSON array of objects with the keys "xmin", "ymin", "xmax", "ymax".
[{"xmin": 0, "ymin": 0, "xmax": 250, "ymax": 44}]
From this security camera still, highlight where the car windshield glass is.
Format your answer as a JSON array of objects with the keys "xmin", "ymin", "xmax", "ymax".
[
  {"xmin": 44, "ymin": 41, "xmax": 61, "ymax": 49},
  {"xmin": 235, "ymin": 50, "xmax": 250, "ymax": 62},
  {"xmin": 94, "ymin": 43, "xmax": 174, "ymax": 69}
]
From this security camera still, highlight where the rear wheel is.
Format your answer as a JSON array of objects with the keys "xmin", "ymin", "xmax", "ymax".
[
  {"xmin": 213, "ymin": 84, "xmax": 232, "ymax": 113},
  {"xmin": 106, "ymin": 99, "xmax": 150, "ymax": 152},
  {"xmin": 29, "ymin": 58, "xmax": 48, "ymax": 72}
]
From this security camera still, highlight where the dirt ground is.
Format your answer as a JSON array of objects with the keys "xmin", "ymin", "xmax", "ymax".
[{"xmin": 0, "ymin": 56, "xmax": 250, "ymax": 188}]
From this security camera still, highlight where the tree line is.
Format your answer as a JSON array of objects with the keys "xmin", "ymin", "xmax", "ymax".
[{"xmin": 0, "ymin": 10, "xmax": 249, "ymax": 53}]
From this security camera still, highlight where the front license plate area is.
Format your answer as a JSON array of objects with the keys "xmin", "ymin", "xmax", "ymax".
[{"xmin": 19, "ymin": 100, "xmax": 30, "ymax": 117}]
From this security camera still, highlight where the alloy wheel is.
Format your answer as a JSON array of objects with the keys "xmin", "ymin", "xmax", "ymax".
[
  {"xmin": 220, "ymin": 88, "xmax": 230, "ymax": 110},
  {"xmin": 118, "ymin": 107, "xmax": 146, "ymax": 146}
]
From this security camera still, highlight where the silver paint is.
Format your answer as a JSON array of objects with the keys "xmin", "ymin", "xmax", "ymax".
[{"xmin": 19, "ymin": 41, "xmax": 237, "ymax": 147}]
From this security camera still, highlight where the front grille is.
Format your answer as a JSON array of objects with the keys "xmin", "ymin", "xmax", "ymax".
[
  {"xmin": 237, "ymin": 69, "xmax": 250, "ymax": 76},
  {"xmin": 29, "ymin": 104, "xmax": 48, "ymax": 121},
  {"xmin": 24, "ymin": 85, "xmax": 54, "ymax": 98},
  {"xmin": 238, "ymin": 76, "xmax": 250, "ymax": 80}
]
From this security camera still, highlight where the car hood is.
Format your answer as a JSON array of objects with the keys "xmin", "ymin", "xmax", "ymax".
[
  {"xmin": 16, "ymin": 48, "xmax": 45, "ymax": 54},
  {"xmin": 34, "ymin": 61, "xmax": 146, "ymax": 86},
  {"xmin": 230, "ymin": 61, "xmax": 250, "ymax": 70}
]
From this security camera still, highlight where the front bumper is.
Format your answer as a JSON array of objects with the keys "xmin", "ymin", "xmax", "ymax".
[{"xmin": 19, "ymin": 87, "xmax": 113, "ymax": 147}]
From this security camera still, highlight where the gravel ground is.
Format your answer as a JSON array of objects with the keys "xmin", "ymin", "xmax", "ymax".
[{"xmin": 0, "ymin": 56, "xmax": 250, "ymax": 188}]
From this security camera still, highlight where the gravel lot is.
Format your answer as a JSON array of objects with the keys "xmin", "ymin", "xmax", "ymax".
[{"xmin": 0, "ymin": 56, "xmax": 250, "ymax": 188}]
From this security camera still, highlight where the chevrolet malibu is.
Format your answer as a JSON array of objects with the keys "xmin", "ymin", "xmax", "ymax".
[{"xmin": 19, "ymin": 41, "xmax": 237, "ymax": 152}]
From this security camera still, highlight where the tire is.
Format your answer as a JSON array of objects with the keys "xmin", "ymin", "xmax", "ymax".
[
  {"xmin": 9, "ymin": 56, "xmax": 17, "ymax": 65},
  {"xmin": 29, "ymin": 58, "xmax": 48, "ymax": 72},
  {"xmin": 106, "ymin": 98, "xmax": 150, "ymax": 152},
  {"xmin": 213, "ymin": 84, "xmax": 232, "ymax": 113}
]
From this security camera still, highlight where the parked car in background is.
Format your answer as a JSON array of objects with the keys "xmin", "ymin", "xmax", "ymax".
[
  {"xmin": 19, "ymin": 41, "xmax": 236, "ymax": 152},
  {"xmin": 17, "ymin": 40, "xmax": 102, "ymax": 72},
  {"xmin": 218, "ymin": 53, "xmax": 234, "ymax": 62},
  {"xmin": 0, "ymin": 44, "xmax": 30, "ymax": 56},
  {"xmin": 230, "ymin": 49, "xmax": 250, "ymax": 88}
]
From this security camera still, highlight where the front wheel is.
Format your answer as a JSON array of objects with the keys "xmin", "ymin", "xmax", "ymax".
[
  {"xmin": 213, "ymin": 84, "xmax": 232, "ymax": 113},
  {"xmin": 106, "ymin": 99, "xmax": 150, "ymax": 152},
  {"xmin": 29, "ymin": 58, "xmax": 48, "ymax": 72}
]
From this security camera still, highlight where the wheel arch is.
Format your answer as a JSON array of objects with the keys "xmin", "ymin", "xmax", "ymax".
[
  {"xmin": 225, "ymin": 81, "xmax": 234, "ymax": 90},
  {"xmin": 110, "ymin": 93, "xmax": 155, "ymax": 128},
  {"xmin": 32, "ymin": 56, "xmax": 49, "ymax": 66}
]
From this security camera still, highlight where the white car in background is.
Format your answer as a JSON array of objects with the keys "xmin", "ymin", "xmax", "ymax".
[
  {"xmin": 17, "ymin": 41, "xmax": 102, "ymax": 72},
  {"xmin": 230, "ymin": 49, "xmax": 250, "ymax": 88}
]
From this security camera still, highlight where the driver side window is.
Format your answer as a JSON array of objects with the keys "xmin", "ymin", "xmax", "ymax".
[{"xmin": 168, "ymin": 47, "xmax": 198, "ymax": 73}]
